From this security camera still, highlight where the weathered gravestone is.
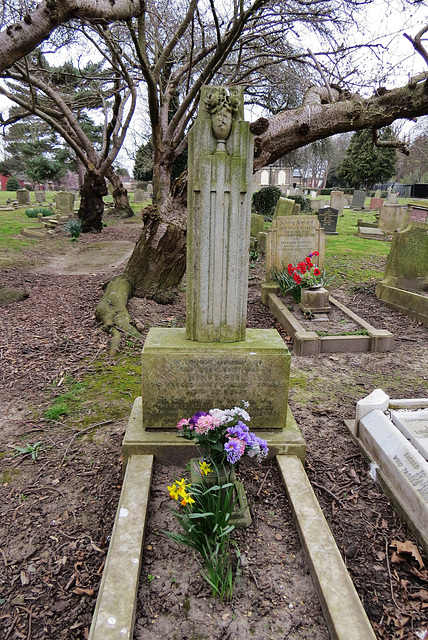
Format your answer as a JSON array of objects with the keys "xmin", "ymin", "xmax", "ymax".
[
  {"xmin": 387, "ymin": 192, "xmax": 398, "ymax": 204},
  {"xmin": 409, "ymin": 206, "xmax": 428, "ymax": 224},
  {"xmin": 35, "ymin": 191, "xmax": 45, "ymax": 204},
  {"xmin": 133, "ymin": 189, "xmax": 144, "ymax": 202},
  {"xmin": 378, "ymin": 203, "xmax": 409, "ymax": 232},
  {"xmin": 17, "ymin": 189, "xmax": 30, "ymax": 206},
  {"xmin": 351, "ymin": 190, "xmax": 366, "ymax": 210},
  {"xmin": 310, "ymin": 199, "xmax": 322, "ymax": 212},
  {"xmin": 370, "ymin": 197, "xmax": 384, "ymax": 211},
  {"xmin": 374, "ymin": 189, "xmax": 382, "ymax": 198},
  {"xmin": 55, "ymin": 191, "xmax": 74, "ymax": 215},
  {"xmin": 391, "ymin": 409, "xmax": 428, "ymax": 461},
  {"xmin": 251, "ymin": 213, "xmax": 264, "ymax": 238},
  {"xmin": 265, "ymin": 214, "xmax": 325, "ymax": 277},
  {"xmin": 317, "ymin": 206, "xmax": 338, "ymax": 235},
  {"xmin": 329, "ymin": 190, "xmax": 345, "ymax": 215},
  {"xmin": 140, "ymin": 86, "xmax": 295, "ymax": 437},
  {"xmin": 273, "ymin": 197, "xmax": 295, "ymax": 218},
  {"xmin": 145, "ymin": 183, "xmax": 153, "ymax": 201},
  {"xmin": 376, "ymin": 221, "xmax": 428, "ymax": 325}
]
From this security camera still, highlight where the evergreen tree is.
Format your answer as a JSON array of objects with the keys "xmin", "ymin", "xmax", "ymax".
[{"xmin": 338, "ymin": 128, "xmax": 397, "ymax": 189}]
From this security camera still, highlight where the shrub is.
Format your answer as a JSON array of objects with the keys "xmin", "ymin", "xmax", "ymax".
[
  {"xmin": 25, "ymin": 207, "xmax": 52, "ymax": 218},
  {"xmin": 288, "ymin": 194, "xmax": 312, "ymax": 213},
  {"xmin": 6, "ymin": 176, "xmax": 20, "ymax": 191},
  {"xmin": 252, "ymin": 186, "xmax": 282, "ymax": 221},
  {"xmin": 64, "ymin": 219, "xmax": 82, "ymax": 239}
]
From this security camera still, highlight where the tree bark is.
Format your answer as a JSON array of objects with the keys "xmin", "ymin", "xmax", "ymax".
[
  {"xmin": 106, "ymin": 168, "xmax": 134, "ymax": 218},
  {"xmin": 78, "ymin": 167, "xmax": 108, "ymax": 233}
]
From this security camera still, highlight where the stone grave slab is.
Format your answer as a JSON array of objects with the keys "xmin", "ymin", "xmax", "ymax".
[
  {"xmin": 317, "ymin": 206, "xmax": 338, "ymax": 235},
  {"xmin": 351, "ymin": 190, "xmax": 366, "ymax": 209},
  {"xmin": 55, "ymin": 191, "xmax": 74, "ymax": 214},
  {"xmin": 133, "ymin": 189, "xmax": 144, "ymax": 202},
  {"xmin": 374, "ymin": 189, "xmax": 382, "ymax": 198},
  {"xmin": 266, "ymin": 214, "xmax": 325, "ymax": 277},
  {"xmin": 273, "ymin": 197, "xmax": 295, "ymax": 218},
  {"xmin": 378, "ymin": 203, "xmax": 409, "ymax": 232},
  {"xmin": 409, "ymin": 206, "xmax": 428, "ymax": 224},
  {"xmin": 369, "ymin": 197, "xmax": 384, "ymax": 210},
  {"xmin": 310, "ymin": 199, "xmax": 321, "ymax": 212},
  {"xmin": 357, "ymin": 226, "xmax": 387, "ymax": 240},
  {"xmin": 251, "ymin": 213, "xmax": 264, "ymax": 237},
  {"xmin": 391, "ymin": 409, "xmax": 428, "ymax": 461},
  {"xmin": 17, "ymin": 189, "xmax": 30, "ymax": 206},
  {"xmin": 348, "ymin": 394, "xmax": 428, "ymax": 554},
  {"xmin": 330, "ymin": 190, "xmax": 345, "ymax": 214}
]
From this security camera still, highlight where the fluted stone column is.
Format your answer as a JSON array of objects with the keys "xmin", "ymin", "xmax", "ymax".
[{"xmin": 186, "ymin": 86, "xmax": 253, "ymax": 342}]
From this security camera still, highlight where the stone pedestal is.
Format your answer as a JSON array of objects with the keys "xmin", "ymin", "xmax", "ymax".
[
  {"xmin": 299, "ymin": 287, "xmax": 331, "ymax": 313},
  {"xmin": 141, "ymin": 328, "xmax": 290, "ymax": 431}
]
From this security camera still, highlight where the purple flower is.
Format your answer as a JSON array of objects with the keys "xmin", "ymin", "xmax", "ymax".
[
  {"xmin": 224, "ymin": 438, "xmax": 245, "ymax": 463},
  {"xmin": 189, "ymin": 411, "xmax": 208, "ymax": 427}
]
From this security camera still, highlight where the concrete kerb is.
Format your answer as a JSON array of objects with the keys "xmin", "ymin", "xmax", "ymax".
[
  {"xmin": 89, "ymin": 448, "xmax": 377, "ymax": 639},
  {"xmin": 265, "ymin": 291, "xmax": 394, "ymax": 355},
  {"xmin": 277, "ymin": 455, "xmax": 377, "ymax": 640},
  {"xmin": 88, "ymin": 455, "xmax": 153, "ymax": 640}
]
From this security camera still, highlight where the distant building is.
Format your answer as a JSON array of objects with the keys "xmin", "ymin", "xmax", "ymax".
[{"xmin": 253, "ymin": 159, "xmax": 303, "ymax": 192}]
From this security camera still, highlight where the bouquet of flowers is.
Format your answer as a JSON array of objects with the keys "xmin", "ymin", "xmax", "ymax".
[
  {"xmin": 270, "ymin": 251, "xmax": 330, "ymax": 302},
  {"xmin": 176, "ymin": 402, "xmax": 268, "ymax": 466}
]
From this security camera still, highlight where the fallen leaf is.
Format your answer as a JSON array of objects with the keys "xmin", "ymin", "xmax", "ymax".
[
  {"xmin": 73, "ymin": 587, "xmax": 94, "ymax": 596},
  {"xmin": 391, "ymin": 540, "xmax": 425, "ymax": 570},
  {"xmin": 409, "ymin": 590, "xmax": 428, "ymax": 602}
]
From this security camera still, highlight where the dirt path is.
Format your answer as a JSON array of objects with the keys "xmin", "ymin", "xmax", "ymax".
[{"xmin": 1, "ymin": 221, "xmax": 427, "ymax": 639}]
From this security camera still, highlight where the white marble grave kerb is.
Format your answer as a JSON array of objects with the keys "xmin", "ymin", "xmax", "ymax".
[{"xmin": 186, "ymin": 86, "xmax": 253, "ymax": 342}]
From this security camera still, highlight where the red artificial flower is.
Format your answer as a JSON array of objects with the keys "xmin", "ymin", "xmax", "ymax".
[
  {"xmin": 293, "ymin": 273, "xmax": 302, "ymax": 284},
  {"xmin": 305, "ymin": 256, "xmax": 312, "ymax": 265},
  {"xmin": 313, "ymin": 267, "xmax": 321, "ymax": 276},
  {"xmin": 298, "ymin": 264, "xmax": 307, "ymax": 274},
  {"xmin": 312, "ymin": 251, "xmax": 319, "ymax": 256},
  {"xmin": 287, "ymin": 263, "xmax": 294, "ymax": 274}
]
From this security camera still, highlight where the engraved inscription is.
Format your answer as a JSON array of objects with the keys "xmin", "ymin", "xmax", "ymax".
[{"xmin": 391, "ymin": 451, "xmax": 428, "ymax": 504}]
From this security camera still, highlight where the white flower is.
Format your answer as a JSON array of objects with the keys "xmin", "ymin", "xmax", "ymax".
[{"xmin": 209, "ymin": 408, "xmax": 227, "ymax": 424}]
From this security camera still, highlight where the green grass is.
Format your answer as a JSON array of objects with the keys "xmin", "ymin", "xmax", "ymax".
[{"xmin": 325, "ymin": 208, "xmax": 391, "ymax": 285}]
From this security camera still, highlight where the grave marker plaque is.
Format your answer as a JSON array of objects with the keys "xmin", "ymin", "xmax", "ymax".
[
  {"xmin": 410, "ymin": 206, "xmax": 428, "ymax": 224},
  {"xmin": 317, "ymin": 206, "xmax": 338, "ymax": 235},
  {"xmin": 266, "ymin": 214, "xmax": 325, "ymax": 277},
  {"xmin": 351, "ymin": 190, "xmax": 366, "ymax": 209},
  {"xmin": 133, "ymin": 189, "xmax": 144, "ymax": 202},
  {"xmin": 391, "ymin": 409, "xmax": 428, "ymax": 461}
]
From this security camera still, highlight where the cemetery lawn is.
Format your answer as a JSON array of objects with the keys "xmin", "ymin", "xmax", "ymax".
[{"xmin": 1, "ymin": 214, "xmax": 428, "ymax": 640}]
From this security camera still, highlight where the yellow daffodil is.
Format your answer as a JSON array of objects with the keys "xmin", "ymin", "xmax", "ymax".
[
  {"xmin": 167, "ymin": 483, "xmax": 180, "ymax": 500},
  {"xmin": 180, "ymin": 492, "xmax": 195, "ymax": 506},
  {"xmin": 199, "ymin": 460, "xmax": 213, "ymax": 476}
]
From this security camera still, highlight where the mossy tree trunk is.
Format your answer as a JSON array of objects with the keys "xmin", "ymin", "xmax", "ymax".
[
  {"xmin": 78, "ymin": 166, "xmax": 108, "ymax": 233},
  {"xmin": 106, "ymin": 167, "xmax": 134, "ymax": 218}
]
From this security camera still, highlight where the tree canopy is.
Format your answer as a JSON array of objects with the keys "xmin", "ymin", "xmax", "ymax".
[{"xmin": 337, "ymin": 127, "xmax": 397, "ymax": 189}]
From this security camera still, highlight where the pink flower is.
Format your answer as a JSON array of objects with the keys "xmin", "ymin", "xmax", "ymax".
[
  {"xmin": 177, "ymin": 418, "xmax": 191, "ymax": 430},
  {"xmin": 195, "ymin": 414, "xmax": 217, "ymax": 434}
]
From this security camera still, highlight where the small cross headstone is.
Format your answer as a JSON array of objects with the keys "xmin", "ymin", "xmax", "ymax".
[{"xmin": 317, "ymin": 206, "xmax": 338, "ymax": 235}]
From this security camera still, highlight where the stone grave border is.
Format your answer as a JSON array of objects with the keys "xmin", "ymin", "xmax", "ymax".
[
  {"xmin": 261, "ymin": 287, "xmax": 393, "ymax": 356},
  {"xmin": 376, "ymin": 280, "xmax": 428, "ymax": 327},
  {"xmin": 88, "ymin": 436, "xmax": 376, "ymax": 640},
  {"xmin": 345, "ymin": 390, "xmax": 428, "ymax": 556}
]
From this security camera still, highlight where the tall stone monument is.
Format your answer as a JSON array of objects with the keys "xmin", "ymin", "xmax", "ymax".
[
  {"xmin": 186, "ymin": 86, "xmax": 252, "ymax": 342},
  {"xmin": 124, "ymin": 86, "xmax": 303, "ymax": 462}
]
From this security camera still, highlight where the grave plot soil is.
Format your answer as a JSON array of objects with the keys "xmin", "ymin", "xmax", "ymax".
[{"xmin": 1, "ymin": 221, "xmax": 428, "ymax": 640}]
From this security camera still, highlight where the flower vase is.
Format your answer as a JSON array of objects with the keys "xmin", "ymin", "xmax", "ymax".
[{"xmin": 190, "ymin": 457, "xmax": 236, "ymax": 487}]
